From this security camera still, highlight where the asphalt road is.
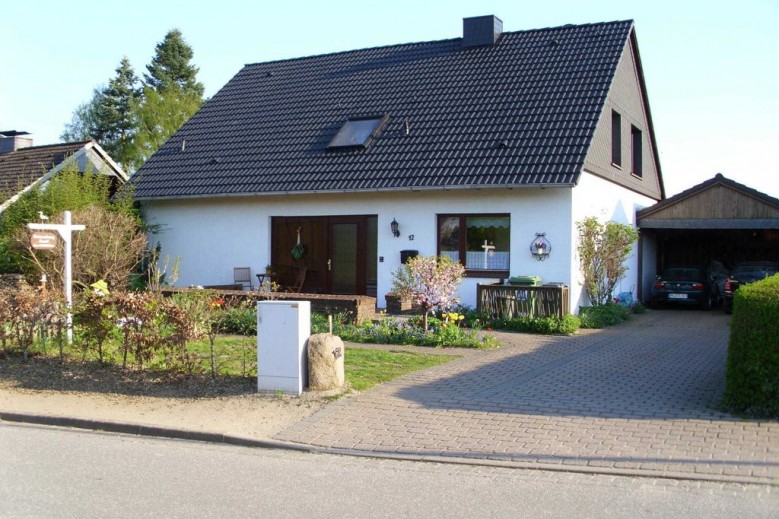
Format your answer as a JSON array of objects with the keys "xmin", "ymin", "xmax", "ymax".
[{"xmin": 1, "ymin": 423, "xmax": 776, "ymax": 518}]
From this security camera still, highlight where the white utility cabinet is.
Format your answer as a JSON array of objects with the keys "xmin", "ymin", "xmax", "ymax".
[{"xmin": 257, "ymin": 300, "xmax": 310, "ymax": 395}]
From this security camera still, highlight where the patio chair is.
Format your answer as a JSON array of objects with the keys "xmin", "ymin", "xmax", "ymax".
[
  {"xmin": 233, "ymin": 267, "xmax": 253, "ymax": 290},
  {"xmin": 270, "ymin": 265, "xmax": 307, "ymax": 292},
  {"xmin": 286, "ymin": 266, "xmax": 307, "ymax": 293}
]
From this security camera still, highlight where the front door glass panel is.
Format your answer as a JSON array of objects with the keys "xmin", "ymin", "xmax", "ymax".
[{"xmin": 332, "ymin": 223, "xmax": 358, "ymax": 294}]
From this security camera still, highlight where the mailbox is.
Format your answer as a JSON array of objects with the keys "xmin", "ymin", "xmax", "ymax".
[{"xmin": 400, "ymin": 250, "xmax": 418, "ymax": 264}]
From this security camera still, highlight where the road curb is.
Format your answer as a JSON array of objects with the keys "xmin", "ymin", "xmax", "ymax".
[
  {"xmin": 0, "ymin": 411, "xmax": 313, "ymax": 453},
  {"xmin": 3, "ymin": 410, "xmax": 776, "ymax": 487}
]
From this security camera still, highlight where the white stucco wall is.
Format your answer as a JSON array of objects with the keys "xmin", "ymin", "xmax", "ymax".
[
  {"xmin": 143, "ymin": 174, "xmax": 656, "ymax": 313},
  {"xmin": 142, "ymin": 187, "xmax": 574, "ymax": 310},
  {"xmin": 570, "ymin": 170, "xmax": 657, "ymax": 309},
  {"xmin": 639, "ymin": 231, "xmax": 658, "ymax": 301}
]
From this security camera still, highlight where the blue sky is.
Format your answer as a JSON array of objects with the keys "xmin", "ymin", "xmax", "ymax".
[{"xmin": 1, "ymin": 0, "xmax": 777, "ymax": 197}]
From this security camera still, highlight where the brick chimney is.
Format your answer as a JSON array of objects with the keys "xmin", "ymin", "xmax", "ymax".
[
  {"xmin": 0, "ymin": 131, "xmax": 33, "ymax": 154},
  {"xmin": 463, "ymin": 15, "xmax": 503, "ymax": 47}
]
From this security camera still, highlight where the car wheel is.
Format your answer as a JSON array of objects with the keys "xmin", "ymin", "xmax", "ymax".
[
  {"xmin": 724, "ymin": 299, "xmax": 733, "ymax": 314},
  {"xmin": 700, "ymin": 294, "xmax": 712, "ymax": 311}
]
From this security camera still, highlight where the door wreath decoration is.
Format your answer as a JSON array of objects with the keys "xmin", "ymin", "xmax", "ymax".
[{"xmin": 291, "ymin": 226, "xmax": 307, "ymax": 260}]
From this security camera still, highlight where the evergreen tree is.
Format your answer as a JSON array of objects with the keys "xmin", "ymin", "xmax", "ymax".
[
  {"xmin": 95, "ymin": 57, "xmax": 140, "ymax": 170},
  {"xmin": 61, "ymin": 29, "xmax": 205, "ymax": 172},
  {"xmin": 144, "ymin": 29, "xmax": 205, "ymax": 97},
  {"xmin": 61, "ymin": 87, "xmax": 103, "ymax": 142},
  {"xmin": 61, "ymin": 58, "xmax": 139, "ymax": 171}
]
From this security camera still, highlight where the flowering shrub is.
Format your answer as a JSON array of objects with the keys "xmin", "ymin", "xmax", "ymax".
[
  {"xmin": 344, "ymin": 317, "xmax": 428, "ymax": 345},
  {"xmin": 392, "ymin": 255, "xmax": 465, "ymax": 330},
  {"xmin": 323, "ymin": 314, "xmax": 498, "ymax": 349}
]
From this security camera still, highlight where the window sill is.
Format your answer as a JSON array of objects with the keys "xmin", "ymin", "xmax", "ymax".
[
  {"xmin": 464, "ymin": 270, "xmax": 510, "ymax": 279},
  {"xmin": 611, "ymin": 162, "xmax": 622, "ymax": 170},
  {"xmin": 630, "ymin": 172, "xmax": 643, "ymax": 180}
]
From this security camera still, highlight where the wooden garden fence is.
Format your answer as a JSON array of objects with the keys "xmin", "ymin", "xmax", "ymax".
[{"xmin": 477, "ymin": 283, "xmax": 569, "ymax": 319}]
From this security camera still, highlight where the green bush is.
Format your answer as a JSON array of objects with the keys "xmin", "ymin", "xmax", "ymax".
[
  {"xmin": 313, "ymin": 314, "xmax": 498, "ymax": 349},
  {"xmin": 492, "ymin": 314, "xmax": 580, "ymax": 335},
  {"xmin": 723, "ymin": 274, "xmax": 779, "ymax": 418},
  {"xmin": 578, "ymin": 303, "xmax": 631, "ymax": 329},
  {"xmin": 0, "ymin": 164, "xmax": 119, "ymax": 276},
  {"xmin": 311, "ymin": 312, "xmax": 329, "ymax": 334},
  {"xmin": 311, "ymin": 312, "xmax": 356, "ymax": 336},
  {"xmin": 218, "ymin": 309, "xmax": 499, "ymax": 349},
  {"xmin": 448, "ymin": 305, "xmax": 492, "ymax": 330},
  {"xmin": 222, "ymin": 306, "xmax": 257, "ymax": 335}
]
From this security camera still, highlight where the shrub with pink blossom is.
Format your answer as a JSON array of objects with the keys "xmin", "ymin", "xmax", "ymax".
[{"xmin": 391, "ymin": 255, "xmax": 465, "ymax": 330}]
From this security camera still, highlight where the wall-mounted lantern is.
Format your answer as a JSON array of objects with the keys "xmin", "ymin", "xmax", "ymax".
[
  {"xmin": 530, "ymin": 233, "xmax": 551, "ymax": 261},
  {"xmin": 391, "ymin": 218, "xmax": 400, "ymax": 238}
]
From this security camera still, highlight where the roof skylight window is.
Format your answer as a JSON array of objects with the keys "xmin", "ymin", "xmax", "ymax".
[{"xmin": 327, "ymin": 115, "xmax": 387, "ymax": 150}]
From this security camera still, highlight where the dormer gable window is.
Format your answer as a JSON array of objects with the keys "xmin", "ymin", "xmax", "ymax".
[{"xmin": 327, "ymin": 115, "xmax": 388, "ymax": 150}]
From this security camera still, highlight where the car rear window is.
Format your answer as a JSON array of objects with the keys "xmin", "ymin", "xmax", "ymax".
[
  {"xmin": 733, "ymin": 266, "xmax": 779, "ymax": 277},
  {"xmin": 662, "ymin": 268, "xmax": 703, "ymax": 280}
]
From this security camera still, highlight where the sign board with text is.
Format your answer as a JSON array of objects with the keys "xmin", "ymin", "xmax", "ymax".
[{"xmin": 30, "ymin": 231, "xmax": 58, "ymax": 250}]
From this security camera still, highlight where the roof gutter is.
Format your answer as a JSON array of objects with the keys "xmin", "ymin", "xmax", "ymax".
[{"xmin": 133, "ymin": 182, "xmax": 574, "ymax": 202}]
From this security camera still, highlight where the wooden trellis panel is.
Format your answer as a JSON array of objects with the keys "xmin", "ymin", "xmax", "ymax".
[{"xmin": 477, "ymin": 284, "xmax": 569, "ymax": 319}]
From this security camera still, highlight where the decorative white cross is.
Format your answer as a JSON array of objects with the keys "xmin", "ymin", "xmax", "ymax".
[
  {"xmin": 481, "ymin": 240, "xmax": 496, "ymax": 269},
  {"xmin": 28, "ymin": 211, "xmax": 85, "ymax": 343}
]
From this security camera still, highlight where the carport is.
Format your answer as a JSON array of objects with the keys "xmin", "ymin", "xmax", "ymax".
[{"xmin": 636, "ymin": 173, "xmax": 779, "ymax": 300}]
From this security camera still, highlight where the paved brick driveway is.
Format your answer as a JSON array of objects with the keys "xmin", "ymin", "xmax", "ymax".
[{"xmin": 276, "ymin": 310, "xmax": 779, "ymax": 483}]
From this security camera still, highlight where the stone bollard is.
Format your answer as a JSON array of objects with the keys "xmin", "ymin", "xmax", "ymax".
[{"xmin": 307, "ymin": 333, "xmax": 345, "ymax": 391}]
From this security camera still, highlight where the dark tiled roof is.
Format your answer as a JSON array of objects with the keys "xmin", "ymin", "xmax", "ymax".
[
  {"xmin": 0, "ymin": 142, "xmax": 88, "ymax": 199},
  {"xmin": 132, "ymin": 20, "xmax": 634, "ymax": 200}
]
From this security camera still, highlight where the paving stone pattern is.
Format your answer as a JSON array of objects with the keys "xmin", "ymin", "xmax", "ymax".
[{"xmin": 276, "ymin": 311, "xmax": 779, "ymax": 482}]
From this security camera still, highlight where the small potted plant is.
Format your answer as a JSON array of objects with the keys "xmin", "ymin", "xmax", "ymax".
[{"xmin": 385, "ymin": 292, "xmax": 413, "ymax": 313}]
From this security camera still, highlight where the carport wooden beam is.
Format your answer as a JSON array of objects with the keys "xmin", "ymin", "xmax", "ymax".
[{"xmin": 639, "ymin": 218, "xmax": 779, "ymax": 229}]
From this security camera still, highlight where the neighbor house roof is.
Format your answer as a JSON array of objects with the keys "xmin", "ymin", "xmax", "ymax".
[
  {"xmin": 0, "ymin": 141, "xmax": 88, "ymax": 197},
  {"xmin": 132, "ymin": 19, "xmax": 636, "ymax": 200},
  {"xmin": 0, "ymin": 140, "xmax": 128, "ymax": 214}
]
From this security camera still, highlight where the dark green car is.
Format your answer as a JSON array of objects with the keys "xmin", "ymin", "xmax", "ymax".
[{"xmin": 650, "ymin": 267, "xmax": 712, "ymax": 309}]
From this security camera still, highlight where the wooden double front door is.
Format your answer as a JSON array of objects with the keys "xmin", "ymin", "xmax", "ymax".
[{"xmin": 271, "ymin": 216, "xmax": 377, "ymax": 296}]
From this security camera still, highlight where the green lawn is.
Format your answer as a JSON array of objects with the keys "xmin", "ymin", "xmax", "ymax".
[
  {"xmin": 185, "ymin": 336, "xmax": 459, "ymax": 391},
  {"xmin": 33, "ymin": 334, "xmax": 459, "ymax": 393},
  {"xmin": 345, "ymin": 348, "xmax": 458, "ymax": 391}
]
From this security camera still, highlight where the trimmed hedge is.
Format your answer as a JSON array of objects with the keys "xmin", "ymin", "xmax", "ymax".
[{"xmin": 723, "ymin": 274, "xmax": 779, "ymax": 418}]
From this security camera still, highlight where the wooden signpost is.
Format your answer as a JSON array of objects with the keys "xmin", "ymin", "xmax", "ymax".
[{"xmin": 27, "ymin": 211, "xmax": 85, "ymax": 342}]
